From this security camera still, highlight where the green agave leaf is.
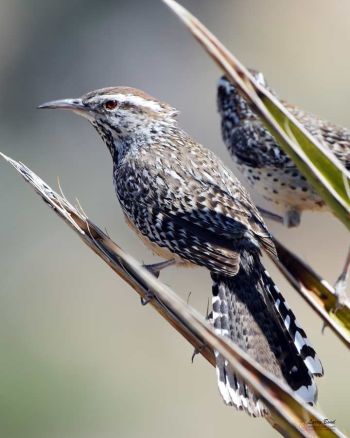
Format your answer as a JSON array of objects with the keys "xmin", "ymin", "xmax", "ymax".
[
  {"xmin": 265, "ymin": 103, "xmax": 350, "ymax": 220},
  {"xmin": 162, "ymin": 0, "xmax": 350, "ymax": 230},
  {"xmin": 1, "ymin": 151, "xmax": 347, "ymax": 437},
  {"xmin": 271, "ymin": 238, "xmax": 350, "ymax": 348}
]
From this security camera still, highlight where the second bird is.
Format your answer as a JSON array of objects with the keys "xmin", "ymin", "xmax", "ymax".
[
  {"xmin": 217, "ymin": 71, "xmax": 350, "ymax": 227},
  {"xmin": 39, "ymin": 86, "xmax": 323, "ymax": 416}
]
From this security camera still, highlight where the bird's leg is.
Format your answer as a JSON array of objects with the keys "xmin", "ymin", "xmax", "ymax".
[
  {"xmin": 257, "ymin": 206, "xmax": 301, "ymax": 228},
  {"xmin": 334, "ymin": 246, "xmax": 350, "ymax": 310},
  {"xmin": 257, "ymin": 206, "xmax": 284, "ymax": 225},
  {"xmin": 140, "ymin": 259, "xmax": 175, "ymax": 305}
]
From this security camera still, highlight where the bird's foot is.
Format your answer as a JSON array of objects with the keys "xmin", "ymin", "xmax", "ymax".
[
  {"xmin": 140, "ymin": 290, "xmax": 155, "ymax": 306},
  {"xmin": 283, "ymin": 209, "xmax": 301, "ymax": 228},
  {"xmin": 140, "ymin": 259, "xmax": 175, "ymax": 306},
  {"xmin": 143, "ymin": 259, "xmax": 175, "ymax": 278},
  {"xmin": 191, "ymin": 345, "xmax": 205, "ymax": 363}
]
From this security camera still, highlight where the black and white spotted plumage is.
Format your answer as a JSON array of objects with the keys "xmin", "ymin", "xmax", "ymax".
[
  {"xmin": 217, "ymin": 71, "xmax": 350, "ymax": 226},
  {"xmin": 39, "ymin": 86, "xmax": 324, "ymax": 417}
]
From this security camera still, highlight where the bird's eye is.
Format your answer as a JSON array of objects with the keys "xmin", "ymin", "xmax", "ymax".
[{"xmin": 104, "ymin": 100, "xmax": 118, "ymax": 110}]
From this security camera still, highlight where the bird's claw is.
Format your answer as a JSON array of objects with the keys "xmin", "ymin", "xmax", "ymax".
[
  {"xmin": 145, "ymin": 267, "xmax": 160, "ymax": 278},
  {"xmin": 191, "ymin": 345, "xmax": 204, "ymax": 363},
  {"xmin": 140, "ymin": 290, "xmax": 154, "ymax": 306},
  {"xmin": 143, "ymin": 259, "xmax": 175, "ymax": 278}
]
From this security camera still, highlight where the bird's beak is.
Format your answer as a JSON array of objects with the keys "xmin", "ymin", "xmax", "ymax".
[{"xmin": 38, "ymin": 98, "xmax": 86, "ymax": 112}]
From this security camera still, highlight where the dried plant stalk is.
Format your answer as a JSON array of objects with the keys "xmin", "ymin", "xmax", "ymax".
[{"xmin": 1, "ymin": 152, "xmax": 346, "ymax": 438}]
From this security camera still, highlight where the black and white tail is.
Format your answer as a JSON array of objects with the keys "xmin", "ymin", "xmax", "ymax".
[{"xmin": 211, "ymin": 252, "xmax": 323, "ymax": 417}]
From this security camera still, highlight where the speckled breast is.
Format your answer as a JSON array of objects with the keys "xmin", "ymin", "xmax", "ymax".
[{"xmin": 237, "ymin": 163, "xmax": 326, "ymax": 212}]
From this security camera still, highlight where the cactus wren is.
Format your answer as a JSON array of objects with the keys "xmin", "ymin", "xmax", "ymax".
[
  {"xmin": 217, "ymin": 71, "xmax": 350, "ymax": 227},
  {"xmin": 39, "ymin": 87, "xmax": 323, "ymax": 416}
]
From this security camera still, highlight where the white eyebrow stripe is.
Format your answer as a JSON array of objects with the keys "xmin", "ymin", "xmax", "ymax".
[{"xmin": 102, "ymin": 94, "xmax": 163, "ymax": 112}]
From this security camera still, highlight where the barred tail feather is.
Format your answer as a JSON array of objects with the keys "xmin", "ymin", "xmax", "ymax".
[
  {"xmin": 261, "ymin": 269, "xmax": 324, "ymax": 378},
  {"xmin": 212, "ymin": 279, "xmax": 267, "ymax": 416},
  {"xmin": 211, "ymin": 252, "xmax": 322, "ymax": 416}
]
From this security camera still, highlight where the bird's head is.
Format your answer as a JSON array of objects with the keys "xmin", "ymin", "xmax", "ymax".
[
  {"xmin": 217, "ymin": 69, "xmax": 268, "ymax": 117},
  {"xmin": 39, "ymin": 87, "xmax": 179, "ymax": 155}
]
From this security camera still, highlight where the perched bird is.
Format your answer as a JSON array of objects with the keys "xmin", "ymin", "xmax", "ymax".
[
  {"xmin": 39, "ymin": 87, "xmax": 323, "ymax": 416},
  {"xmin": 217, "ymin": 71, "xmax": 350, "ymax": 227}
]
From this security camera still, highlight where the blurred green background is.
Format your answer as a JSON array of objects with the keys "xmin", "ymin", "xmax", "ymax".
[{"xmin": 1, "ymin": 1, "xmax": 349, "ymax": 437}]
